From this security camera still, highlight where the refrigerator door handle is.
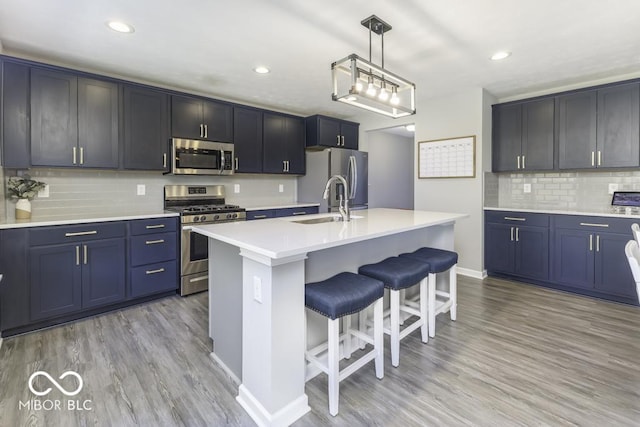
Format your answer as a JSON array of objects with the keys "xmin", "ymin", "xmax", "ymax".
[{"xmin": 348, "ymin": 155, "xmax": 357, "ymax": 199}]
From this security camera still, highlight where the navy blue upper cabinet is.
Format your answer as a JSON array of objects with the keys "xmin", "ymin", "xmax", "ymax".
[
  {"xmin": 306, "ymin": 115, "xmax": 359, "ymax": 149},
  {"xmin": 233, "ymin": 107, "xmax": 263, "ymax": 173},
  {"xmin": 123, "ymin": 85, "xmax": 170, "ymax": 170},
  {"xmin": 1, "ymin": 60, "xmax": 30, "ymax": 168},
  {"xmin": 263, "ymin": 112, "xmax": 305, "ymax": 174},
  {"xmin": 171, "ymin": 95, "xmax": 233, "ymax": 142},
  {"xmin": 31, "ymin": 68, "xmax": 119, "ymax": 168},
  {"xmin": 558, "ymin": 83, "xmax": 640, "ymax": 169},
  {"xmin": 492, "ymin": 99, "xmax": 554, "ymax": 172}
]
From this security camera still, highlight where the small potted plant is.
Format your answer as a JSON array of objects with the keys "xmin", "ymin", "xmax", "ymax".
[{"xmin": 7, "ymin": 174, "xmax": 46, "ymax": 219}]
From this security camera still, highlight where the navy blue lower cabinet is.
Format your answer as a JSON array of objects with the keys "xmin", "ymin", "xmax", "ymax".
[
  {"xmin": 594, "ymin": 232, "xmax": 637, "ymax": 298},
  {"xmin": 130, "ymin": 260, "xmax": 178, "ymax": 298},
  {"xmin": 514, "ymin": 226, "xmax": 549, "ymax": 280},
  {"xmin": 552, "ymin": 228, "xmax": 594, "ymax": 289},
  {"xmin": 81, "ymin": 238, "xmax": 126, "ymax": 309},
  {"xmin": 484, "ymin": 223, "xmax": 516, "ymax": 274},
  {"xmin": 30, "ymin": 244, "xmax": 83, "ymax": 321}
]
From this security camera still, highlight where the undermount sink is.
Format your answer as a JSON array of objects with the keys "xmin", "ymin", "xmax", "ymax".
[{"xmin": 292, "ymin": 215, "xmax": 362, "ymax": 225}]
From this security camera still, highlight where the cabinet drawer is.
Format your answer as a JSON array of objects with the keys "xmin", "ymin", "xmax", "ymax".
[
  {"xmin": 552, "ymin": 215, "xmax": 634, "ymax": 234},
  {"xmin": 30, "ymin": 222, "xmax": 126, "ymax": 246},
  {"xmin": 130, "ymin": 217, "xmax": 178, "ymax": 235},
  {"xmin": 246, "ymin": 210, "xmax": 276, "ymax": 220},
  {"xmin": 485, "ymin": 211, "xmax": 549, "ymax": 227},
  {"xmin": 130, "ymin": 260, "xmax": 177, "ymax": 298},
  {"xmin": 275, "ymin": 206, "xmax": 319, "ymax": 217},
  {"xmin": 129, "ymin": 232, "xmax": 177, "ymax": 267}
]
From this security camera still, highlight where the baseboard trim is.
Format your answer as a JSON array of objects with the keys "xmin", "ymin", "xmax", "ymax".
[
  {"xmin": 210, "ymin": 352, "xmax": 241, "ymax": 385},
  {"xmin": 457, "ymin": 267, "xmax": 487, "ymax": 280},
  {"xmin": 237, "ymin": 384, "xmax": 310, "ymax": 427}
]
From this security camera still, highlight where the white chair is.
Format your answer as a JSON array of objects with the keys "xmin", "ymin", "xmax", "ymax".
[{"xmin": 624, "ymin": 240, "xmax": 640, "ymax": 303}]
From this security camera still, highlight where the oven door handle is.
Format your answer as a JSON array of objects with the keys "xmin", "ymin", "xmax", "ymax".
[{"xmin": 219, "ymin": 149, "xmax": 225, "ymax": 175}]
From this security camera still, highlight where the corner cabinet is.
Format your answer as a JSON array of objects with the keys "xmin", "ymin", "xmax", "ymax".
[
  {"xmin": 263, "ymin": 112, "xmax": 305, "ymax": 174},
  {"xmin": 492, "ymin": 99, "xmax": 554, "ymax": 172},
  {"xmin": 484, "ymin": 211, "xmax": 549, "ymax": 281},
  {"xmin": 171, "ymin": 95, "xmax": 233, "ymax": 142},
  {"xmin": 305, "ymin": 115, "xmax": 359, "ymax": 149},
  {"xmin": 122, "ymin": 85, "xmax": 170, "ymax": 170}
]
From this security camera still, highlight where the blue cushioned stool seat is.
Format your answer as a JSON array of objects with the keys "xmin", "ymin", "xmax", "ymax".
[
  {"xmin": 358, "ymin": 256, "xmax": 431, "ymax": 290},
  {"xmin": 305, "ymin": 272, "xmax": 384, "ymax": 320},
  {"xmin": 400, "ymin": 247, "xmax": 458, "ymax": 273}
]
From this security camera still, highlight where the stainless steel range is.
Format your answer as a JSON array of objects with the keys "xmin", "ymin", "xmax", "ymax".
[{"xmin": 164, "ymin": 185, "xmax": 246, "ymax": 296}]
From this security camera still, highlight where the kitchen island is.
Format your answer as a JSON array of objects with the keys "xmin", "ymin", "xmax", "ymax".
[{"xmin": 191, "ymin": 208, "xmax": 467, "ymax": 427}]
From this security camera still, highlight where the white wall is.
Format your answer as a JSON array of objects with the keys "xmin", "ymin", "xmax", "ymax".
[
  {"xmin": 356, "ymin": 87, "xmax": 496, "ymax": 278},
  {"xmin": 367, "ymin": 131, "xmax": 414, "ymax": 209}
]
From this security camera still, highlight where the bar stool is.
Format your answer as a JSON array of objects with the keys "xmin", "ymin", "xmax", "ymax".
[
  {"xmin": 400, "ymin": 247, "xmax": 458, "ymax": 338},
  {"xmin": 358, "ymin": 256, "xmax": 431, "ymax": 367},
  {"xmin": 305, "ymin": 272, "xmax": 384, "ymax": 416}
]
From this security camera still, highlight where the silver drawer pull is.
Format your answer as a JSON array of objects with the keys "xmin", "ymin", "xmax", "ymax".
[
  {"xmin": 189, "ymin": 275, "xmax": 208, "ymax": 283},
  {"xmin": 145, "ymin": 239, "xmax": 165, "ymax": 245},
  {"xmin": 145, "ymin": 268, "xmax": 165, "ymax": 275},
  {"xmin": 65, "ymin": 230, "xmax": 98, "ymax": 237},
  {"xmin": 579, "ymin": 222, "xmax": 609, "ymax": 228},
  {"xmin": 145, "ymin": 224, "xmax": 166, "ymax": 229},
  {"xmin": 504, "ymin": 217, "xmax": 526, "ymax": 222},
  {"xmin": 292, "ymin": 211, "xmax": 308, "ymax": 215},
  {"xmin": 253, "ymin": 215, "xmax": 268, "ymax": 219}
]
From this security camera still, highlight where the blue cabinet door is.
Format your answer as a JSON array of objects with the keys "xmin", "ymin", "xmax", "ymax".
[
  {"xmin": 552, "ymin": 228, "xmax": 594, "ymax": 289},
  {"xmin": 594, "ymin": 232, "xmax": 637, "ymax": 298},
  {"xmin": 30, "ymin": 244, "xmax": 83, "ymax": 320},
  {"xmin": 485, "ymin": 222, "xmax": 515, "ymax": 274},
  {"xmin": 81, "ymin": 238, "xmax": 126, "ymax": 309},
  {"xmin": 514, "ymin": 226, "xmax": 549, "ymax": 281},
  {"xmin": 492, "ymin": 103, "xmax": 522, "ymax": 172}
]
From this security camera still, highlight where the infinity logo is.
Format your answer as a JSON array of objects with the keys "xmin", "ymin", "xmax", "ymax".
[{"xmin": 28, "ymin": 371, "xmax": 83, "ymax": 397}]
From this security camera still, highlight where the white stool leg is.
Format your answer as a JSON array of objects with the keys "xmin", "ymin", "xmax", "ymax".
[
  {"xmin": 428, "ymin": 272, "xmax": 436, "ymax": 338},
  {"xmin": 390, "ymin": 289, "xmax": 400, "ymax": 367},
  {"xmin": 328, "ymin": 318, "xmax": 340, "ymax": 416},
  {"xmin": 358, "ymin": 308, "xmax": 367, "ymax": 350},
  {"xmin": 450, "ymin": 265, "xmax": 457, "ymax": 321},
  {"xmin": 398, "ymin": 289, "xmax": 406, "ymax": 325},
  {"xmin": 419, "ymin": 277, "xmax": 428, "ymax": 343},
  {"xmin": 373, "ymin": 298, "xmax": 384, "ymax": 379},
  {"xmin": 343, "ymin": 315, "xmax": 352, "ymax": 359}
]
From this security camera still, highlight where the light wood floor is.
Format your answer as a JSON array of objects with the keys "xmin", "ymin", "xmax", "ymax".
[{"xmin": 1, "ymin": 276, "xmax": 639, "ymax": 426}]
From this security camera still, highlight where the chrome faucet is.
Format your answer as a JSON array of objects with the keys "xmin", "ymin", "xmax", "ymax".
[{"xmin": 323, "ymin": 175, "xmax": 350, "ymax": 221}]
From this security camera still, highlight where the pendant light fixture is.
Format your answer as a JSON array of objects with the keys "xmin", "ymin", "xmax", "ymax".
[{"xmin": 332, "ymin": 15, "xmax": 416, "ymax": 118}]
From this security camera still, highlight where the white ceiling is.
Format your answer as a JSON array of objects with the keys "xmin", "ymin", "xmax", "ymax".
[{"xmin": 1, "ymin": 0, "xmax": 640, "ymax": 121}]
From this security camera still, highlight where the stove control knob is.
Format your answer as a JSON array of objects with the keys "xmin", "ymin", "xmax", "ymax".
[
  {"xmin": 232, "ymin": 213, "xmax": 238, "ymax": 219},
  {"xmin": 214, "ymin": 215, "xmax": 220, "ymax": 221},
  {"xmin": 194, "ymin": 216, "xmax": 200, "ymax": 222},
  {"xmin": 200, "ymin": 215, "xmax": 207, "ymax": 222},
  {"xmin": 226, "ymin": 213, "xmax": 233, "ymax": 219}
]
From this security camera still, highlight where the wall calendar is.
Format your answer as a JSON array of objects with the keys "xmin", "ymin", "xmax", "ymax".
[{"xmin": 418, "ymin": 135, "xmax": 476, "ymax": 179}]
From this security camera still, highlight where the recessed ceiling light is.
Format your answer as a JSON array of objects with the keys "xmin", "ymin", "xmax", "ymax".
[
  {"xmin": 107, "ymin": 21, "xmax": 135, "ymax": 33},
  {"xmin": 491, "ymin": 51, "xmax": 511, "ymax": 61},
  {"xmin": 254, "ymin": 66, "xmax": 270, "ymax": 74},
  {"xmin": 405, "ymin": 124, "xmax": 415, "ymax": 132}
]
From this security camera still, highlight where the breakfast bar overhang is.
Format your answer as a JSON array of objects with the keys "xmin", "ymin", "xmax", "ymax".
[{"xmin": 191, "ymin": 208, "xmax": 467, "ymax": 427}]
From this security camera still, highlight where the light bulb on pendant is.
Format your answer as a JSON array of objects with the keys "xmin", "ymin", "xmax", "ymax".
[
  {"xmin": 355, "ymin": 81, "xmax": 363, "ymax": 92},
  {"xmin": 390, "ymin": 88, "xmax": 400, "ymax": 106},
  {"xmin": 378, "ymin": 83, "xmax": 389, "ymax": 101},
  {"xmin": 366, "ymin": 78, "xmax": 377, "ymax": 97}
]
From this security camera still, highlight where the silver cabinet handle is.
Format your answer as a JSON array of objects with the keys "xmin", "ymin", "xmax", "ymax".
[
  {"xmin": 591, "ymin": 151, "xmax": 595, "ymax": 166},
  {"xmin": 504, "ymin": 217, "xmax": 526, "ymax": 222},
  {"xmin": 597, "ymin": 151, "xmax": 601, "ymax": 166},
  {"xmin": 73, "ymin": 147, "xmax": 77, "ymax": 165},
  {"xmin": 596, "ymin": 235, "xmax": 600, "ymax": 252},
  {"xmin": 146, "ymin": 268, "xmax": 165, "ymax": 275},
  {"xmin": 75, "ymin": 245, "xmax": 80, "ymax": 266},
  {"xmin": 522, "ymin": 155, "xmax": 525, "ymax": 169},
  {"xmin": 589, "ymin": 234, "xmax": 593, "ymax": 251},
  {"xmin": 517, "ymin": 155, "xmax": 521, "ymax": 169},
  {"xmin": 204, "ymin": 124, "xmax": 208, "ymax": 139},
  {"xmin": 65, "ymin": 230, "xmax": 98, "ymax": 237},
  {"xmin": 163, "ymin": 153, "xmax": 167, "ymax": 168},
  {"xmin": 510, "ymin": 226, "xmax": 514, "ymax": 241},
  {"xmin": 579, "ymin": 222, "xmax": 609, "ymax": 228},
  {"xmin": 145, "ymin": 239, "xmax": 165, "ymax": 245},
  {"xmin": 235, "ymin": 157, "xmax": 239, "ymax": 171},
  {"xmin": 515, "ymin": 227, "xmax": 519, "ymax": 242},
  {"xmin": 145, "ymin": 224, "xmax": 165, "ymax": 229},
  {"xmin": 199, "ymin": 124, "xmax": 204, "ymax": 138},
  {"xmin": 80, "ymin": 146, "xmax": 84, "ymax": 165},
  {"xmin": 283, "ymin": 160, "xmax": 286, "ymax": 172},
  {"xmin": 336, "ymin": 135, "xmax": 340, "ymax": 146},
  {"xmin": 253, "ymin": 215, "xmax": 268, "ymax": 219},
  {"xmin": 341, "ymin": 135, "xmax": 345, "ymax": 146},
  {"xmin": 83, "ymin": 244, "xmax": 88, "ymax": 265},
  {"xmin": 292, "ymin": 211, "xmax": 308, "ymax": 215}
]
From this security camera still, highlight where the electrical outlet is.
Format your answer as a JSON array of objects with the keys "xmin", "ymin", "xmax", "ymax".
[
  {"xmin": 279, "ymin": 184, "xmax": 284, "ymax": 193},
  {"xmin": 234, "ymin": 184, "xmax": 240, "ymax": 193},
  {"xmin": 253, "ymin": 276, "xmax": 262, "ymax": 303},
  {"xmin": 137, "ymin": 184, "xmax": 146, "ymax": 196},
  {"xmin": 37, "ymin": 184, "xmax": 50, "ymax": 198},
  {"xmin": 608, "ymin": 183, "xmax": 619, "ymax": 194},
  {"xmin": 523, "ymin": 183, "xmax": 531, "ymax": 193}
]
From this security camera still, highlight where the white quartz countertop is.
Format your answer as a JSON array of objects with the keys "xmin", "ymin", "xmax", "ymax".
[
  {"xmin": 191, "ymin": 208, "xmax": 468, "ymax": 260},
  {"xmin": 483, "ymin": 206, "xmax": 640, "ymax": 219},
  {"xmin": 243, "ymin": 202, "xmax": 320, "ymax": 211},
  {"xmin": 0, "ymin": 210, "xmax": 179, "ymax": 229}
]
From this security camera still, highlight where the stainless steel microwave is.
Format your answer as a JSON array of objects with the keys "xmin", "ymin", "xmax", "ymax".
[{"xmin": 171, "ymin": 138, "xmax": 234, "ymax": 175}]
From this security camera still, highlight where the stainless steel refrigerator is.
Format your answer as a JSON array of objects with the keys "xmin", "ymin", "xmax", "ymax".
[{"xmin": 297, "ymin": 149, "xmax": 368, "ymax": 212}]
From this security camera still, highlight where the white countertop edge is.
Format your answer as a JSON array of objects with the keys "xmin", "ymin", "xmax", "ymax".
[
  {"xmin": 192, "ymin": 210, "xmax": 468, "ymax": 260},
  {"xmin": 244, "ymin": 202, "xmax": 320, "ymax": 211},
  {"xmin": 0, "ymin": 212, "xmax": 179, "ymax": 229},
  {"xmin": 484, "ymin": 206, "xmax": 640, "ymax": 219}
]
